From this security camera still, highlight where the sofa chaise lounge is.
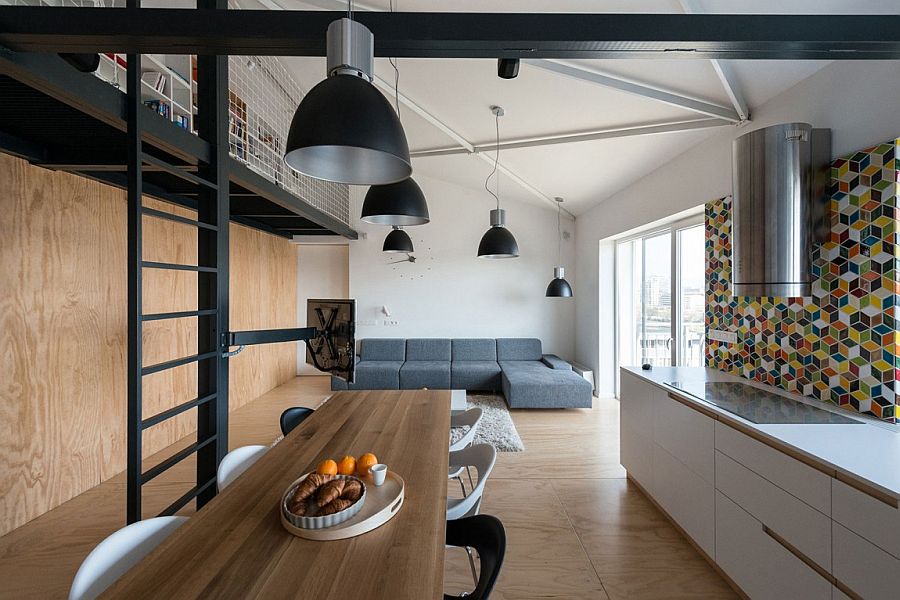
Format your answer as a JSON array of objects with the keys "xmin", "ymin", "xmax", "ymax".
[{"xmin": 331, "ymin": 338, "xmax": 592, "ymax": 409}]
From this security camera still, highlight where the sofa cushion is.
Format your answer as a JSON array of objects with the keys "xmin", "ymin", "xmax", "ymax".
[
  {"xmin": 352, "ymin": 360, "xmax": 403, "ymax": 389},
  {"xmin": 496, "ymin": 338, "xmax": 543, "ymax": 361},
  {"xmin": 359, "ymin": 338, "xmax": 406, "ymax": 362},
  {"xmin": 501, "ymin": 367, "xmax": 592, "ymax": 409},
  {"xmin": 452, "ymin": 338, "xmax": 497, "ymax": 362},
  {"xmin": 406, "ymin": 338, "xmax": 451, "ymax": 362},
  {"xmin": 541, "ymin": 354, "xmax": 572, "ymax": 371},
  {"xmin": 498, "ymin": 360, "xmax": 546, "ymax": 372},
  {"xmin": 451, "ymin": 361, "xmax": 501, "ymax": 391},
  {"xmin": 399, "ymin": 360, "xmax": 451, "ymax": 389}
]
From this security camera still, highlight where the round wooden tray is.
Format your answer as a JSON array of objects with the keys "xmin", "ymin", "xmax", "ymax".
[{"xmin": 281, "ymin": 471, "xmax": 405, "ymax": 541}]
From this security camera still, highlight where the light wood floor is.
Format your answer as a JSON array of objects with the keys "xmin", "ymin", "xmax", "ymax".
[{"xmin": 0, "ymin": 377, "xmax": 737, "ymax": 599}]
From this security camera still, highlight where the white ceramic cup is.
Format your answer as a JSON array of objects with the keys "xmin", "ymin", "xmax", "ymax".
[{"xmin": 369, "ymin": 463, "xmax": 388, "ymax": 486}]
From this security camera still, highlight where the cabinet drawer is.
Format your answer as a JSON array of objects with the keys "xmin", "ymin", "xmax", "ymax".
[
  {"xmin": 716, "ymin": 451, "xmax": 831, "ymax": 570},
  {"xmin": 653, "ymin": 443, "xmax": 714, "ymax": 557},
  {"xmin": 620, "ymin": 420, "xmax": 652, "ymax": 491},
  {"xmin": 619, "ymin": 370, "xmax": 654, "ymax": 429},
  {"xmin": 832, "ymin": 477, "xmax": 900, "ymax": 559},
  {"xmin": 716, "ymin": 492, "xmax": 831, "ymax": 600},
  {"xmin": 653, "ymin": 392, "xmax": 714, "ymax": 484},
  {"xmin": 833, "ymin": 522, "xmax": 900, "ymax": 600},
  {"xmin": 715, "ymin": 421, "xmax": 831, "ymax": 514}
]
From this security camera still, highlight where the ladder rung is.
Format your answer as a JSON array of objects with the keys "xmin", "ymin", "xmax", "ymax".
[
  {"xmin": 141, "ymin": 434, "xmax": 218, "ymax": 485},
  {"xmin": 158, "ymin": 476, "xmax": 217, "ymax": 518},
  {"xmin": 142, "ymin": 351, "xmax": 218, "ymax": 376},
  {"xmin": 142, "ymin": 393, "xmax": 217, "ymax": 430},
  {"xmin": 141, "ymin": 153, "xmax": 218, "ymax": 191},
  {"xmin": 142, "ymin": 206, "xmax": 218, "ymax": 231},
  {"xmin": 142, "ymin": 261, "xmax": 217, "ymax": 273},
  {"xmin": 142, "ymin": 309, "xmax": 217, "ymax": 322}
]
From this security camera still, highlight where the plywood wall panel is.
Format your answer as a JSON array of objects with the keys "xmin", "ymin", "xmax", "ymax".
[{"xmin": 0, "ymin": 153, "xmax": 300, "ymax": 536}]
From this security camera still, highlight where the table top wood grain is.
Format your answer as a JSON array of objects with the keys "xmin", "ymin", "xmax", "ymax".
[{"xmin": 101, "ymin": 389, "xmax": 451, "ymax": 600}]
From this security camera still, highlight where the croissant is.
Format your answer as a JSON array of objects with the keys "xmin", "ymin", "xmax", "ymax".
[
  {"xmin": 316, "ymin": 479, "xmax": 347, "ymax": 508},
  {"xmin": 288, "ymin": 498, "xmax": 308, "ymax": 516},
  {"xmin": 340, "ymin": 479, "xmax": 363, "ymax": 502},
  {"xmin": 319, "ymin": 497, "xmax": 353, "ymax": 516},
  {"xmin": 290, "ymin": 473, "xmax": 333, "ymax": 506}
]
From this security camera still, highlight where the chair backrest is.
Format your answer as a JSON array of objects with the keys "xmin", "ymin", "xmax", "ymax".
[
  {"xmin": 496, "ymin": 338, "xmax": 542, "ymax": 361},
  {"xmin": 280, "ymin": 406, "xmax": 315, "ymax": 436},
  {"xmin": 444, "ymin": 515, "xmax": 507, "ymax": 600},
  {"xmin": 217, "ymin": 445, "xmax": 268, "ymax": 491},
  {"xmin": 447, "ymin": 443, "xmax": 497, "ymax": 520},
  {"xmin": 406, "ymin": 338, "xmax": 451, "ymax": 361},
  {"xmin": 358, "ymin": 338, "xmax": 406, "ymax": 362},
  {"xmin": 451, "ymin": 339, "xmax": 497, "ymax": 362},
  {"xmin": 68, "ymin": 516, "xmax": 188, "ymax": 600},
  {"xmin": 449, "ymin": 407, "xmax": 483, "ymax": 452}
]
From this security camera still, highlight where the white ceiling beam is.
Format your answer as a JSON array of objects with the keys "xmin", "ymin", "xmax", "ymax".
[
  {"xmin": 411, "ymin": 117, "xmax": 730, "ymax": 158},
  {"xmin": 678, "ymin": 0, "xmax": 750, "ymax": 122},
  {"xmin": 524, "ymin": 59, "xmax": 741, "ymax": 123}
]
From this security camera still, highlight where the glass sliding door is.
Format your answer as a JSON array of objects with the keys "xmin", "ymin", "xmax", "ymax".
[{"xmin": 614, "ymin": 215, "xmax": 706, "ymax": 390}]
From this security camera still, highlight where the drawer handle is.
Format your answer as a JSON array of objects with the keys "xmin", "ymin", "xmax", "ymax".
[
  {"xmin": 835, "ymin": 471, "xmax": 900, "ymax": 509},
  {"xmin": 761, "ymin": 525, "xmax": 862, "ymax": 600},
  {"xmin": 666, "ymin": 392, "xmax": 718, "ymax": 419}
]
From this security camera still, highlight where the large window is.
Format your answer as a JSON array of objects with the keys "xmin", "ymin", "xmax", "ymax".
[{"xmin": 615, "ymin": 216, "xmax": 705, "ymax": 377}]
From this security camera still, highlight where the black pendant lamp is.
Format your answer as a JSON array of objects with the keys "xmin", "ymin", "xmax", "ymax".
[
  {"xmin": 362, "ymin": 177, "xmax": 430, "ymax": 226},
  {"xmin": 478, "ymin": 106, "xmax": 519, "ymax": 259},
  {"xmin": 546, "ymin": 197, "xmax": 573, "ymax": 297},
  {"xmin": 283, "ymin": 15, "xmax": 411, "ymax": 185},
  {"xmin": 383, "ymin": 227, "xmax": 414, "ymax": 253}
]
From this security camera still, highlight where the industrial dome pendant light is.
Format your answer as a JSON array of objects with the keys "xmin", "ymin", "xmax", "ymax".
[
  {"xmin": 478, "ymin": 106, "xmax": 519, "ymax": 259},
  {"xmin": 383, "ymin": 227, "xmax": 414, "ymax": 253},
  {"xmin": 283, "ymin": 3, "xmax": 411, "ymax": 185},
  {"xmin": 546, "ymin": 197, "xmax": 573, "ymax": 297}
]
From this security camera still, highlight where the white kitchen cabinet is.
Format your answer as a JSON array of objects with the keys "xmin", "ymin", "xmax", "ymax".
[
  {"xmin": 620, "ymin": 419, "xmax": 652, "ymax": 490},
  {"xmin": 716, "ymin": 492, "xmax": 832, "ymax": 600},
  {"xmin": 832, "ymin": 522, "xmax": 900, "ymax": 600},
  {"xmin": 653, "ymin": 443, "xmax": 715, "ymax": 556},
  {"xmin": 832, "ymin": 477, "xmax": 900, "ymax": 559},
  {"xmin": 653, "ymin": 389, "xmax": 715, "ymax": 484}
]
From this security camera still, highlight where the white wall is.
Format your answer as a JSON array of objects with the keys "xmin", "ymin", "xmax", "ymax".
[
  {"xmin": 347, "ymin": 173, "xmax": 577, "ymax": 359},
  {"xmin": 296, "ymin": 244, "xmax": 349, "ymax": 374},
  {"xmin": 575, "ymin": 60, "xmax": 900, "ymax": 395}
]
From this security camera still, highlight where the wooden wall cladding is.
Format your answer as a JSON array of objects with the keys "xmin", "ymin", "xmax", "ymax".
[{"xmin": 0, "ymin": 153, "xmax": 298, "ymax": 536}]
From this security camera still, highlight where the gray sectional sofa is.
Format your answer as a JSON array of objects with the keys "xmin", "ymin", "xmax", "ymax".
[{"xmin": 331, "ymin": 338, "xmax": 592, "ymax": 409}]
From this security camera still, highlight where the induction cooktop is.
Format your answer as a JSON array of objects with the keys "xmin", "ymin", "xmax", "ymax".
[{"xmin": 667, "ymin": 381, "xmax": 863, "ymax": 425}]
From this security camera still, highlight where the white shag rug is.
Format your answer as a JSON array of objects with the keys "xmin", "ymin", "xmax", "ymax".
[{"xmin": 451, "ymin": 393, "xmax": 525, "ymax": 452}]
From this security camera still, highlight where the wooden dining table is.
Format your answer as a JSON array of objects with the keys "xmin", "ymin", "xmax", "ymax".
[{"xmin": 101, "ymin": 389, "xmax": 451, "ymax": 599}]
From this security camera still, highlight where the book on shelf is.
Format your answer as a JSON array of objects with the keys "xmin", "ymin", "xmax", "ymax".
[
  {"xmin": 141, "ymin": 71, "xmax": 166, "ymax": 94},
  {"xmin": 144, "ymin": 99, "xmax": 171, "ymax": 120}
]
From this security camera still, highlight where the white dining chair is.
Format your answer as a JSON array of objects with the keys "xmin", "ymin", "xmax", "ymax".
[
  {"xmin": 217, "ymin": 444, "xmax": 268, "ymax": 491},
  {"xmin": 447, "ymin": 443, "xmax": 497, "ymax": 585},
  {"xmin": 449, "ymin": 408, "xmax": 483, "ymax": 495},
  {"xmin": 68, "ymin": 516, "xmax": 188, "ymax": 600}
]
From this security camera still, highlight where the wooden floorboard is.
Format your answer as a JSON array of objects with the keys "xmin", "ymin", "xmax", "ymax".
[{"xmin": 0, "ymin": 377, "xmax": 736, "ymax": 599}]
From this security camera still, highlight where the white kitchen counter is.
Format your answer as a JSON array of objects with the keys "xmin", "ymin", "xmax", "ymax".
[{"xmin": 623, "ymin": 366, "xmax": 900, "ymax": 501}]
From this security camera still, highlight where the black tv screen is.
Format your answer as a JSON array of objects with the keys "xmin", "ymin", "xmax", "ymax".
[{"xmin": 305, "ymin": 299, "xmax": 355, "ymax": 383}]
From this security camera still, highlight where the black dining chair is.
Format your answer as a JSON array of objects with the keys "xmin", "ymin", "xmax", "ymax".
[
  {"xmin": 444, "ymin": 515, "xmax": 506, "ymax": 600},
  {"xmin": 279, "ymin": 407, "xmax": 315, "ymax": 436}
]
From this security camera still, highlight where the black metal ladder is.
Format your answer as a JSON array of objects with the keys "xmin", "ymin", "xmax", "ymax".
[{"xmin": 125, "ymin": 0, "xmax": 230, "ymax": 524}]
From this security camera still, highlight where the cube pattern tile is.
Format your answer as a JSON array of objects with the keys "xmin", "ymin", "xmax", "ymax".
[{"xmin": 705, "ymin": 139, "xmax": 900, "ymax": 423}]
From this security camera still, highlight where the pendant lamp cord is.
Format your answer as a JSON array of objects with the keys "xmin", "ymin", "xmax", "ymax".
[
  {"xmin": 389, "ymin": 0, "xmax": 400, "ymax": 123},
  {"xmin": 484, "ymin": 112, "xmax": 501, "ymax": 210},
  {"xmin": 347, "ymin": 0, "xmax": 353, "ymax": 19},
  {"xmin": 557, "ymin": 201, "xmax": 562, "ymax": 264}
]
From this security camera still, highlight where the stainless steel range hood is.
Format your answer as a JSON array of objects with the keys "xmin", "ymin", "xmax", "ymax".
[{"xmin": 731, "ymin": 123, "xmax": 831, "ymax": 297}]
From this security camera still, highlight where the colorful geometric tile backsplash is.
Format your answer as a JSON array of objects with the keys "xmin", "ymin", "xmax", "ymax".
[{"xmin": 705, "ymin": 139, "xmax": 900, "ymax": 423}]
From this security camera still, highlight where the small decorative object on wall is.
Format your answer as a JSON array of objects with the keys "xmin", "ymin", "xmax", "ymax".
[
  {"xmin": 706, "ymin": 138, "xmax": 900, "ymax": 422},
  {"xmin": 546, "ymin": 197, "xmax": 573, "ymax": 297},
  {"xmin": 478, "ymin": 105, "xmax": 520, "ymax": 259},
  {"xmin": 383, "ymin": 226, "xmax": 414, "ymax": 253},
  {"xmin": 283, "ymin": 4, "xmax": 411, "ymax": 185}
]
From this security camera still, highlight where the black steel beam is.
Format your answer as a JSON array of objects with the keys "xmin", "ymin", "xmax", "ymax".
[
  {"xmin": 228, "ymin": 327, "xmax": 317, "ymax": 346},
  {"xmin": 2, "ymin": 8, "xmax": 900, "ymax": 59}
]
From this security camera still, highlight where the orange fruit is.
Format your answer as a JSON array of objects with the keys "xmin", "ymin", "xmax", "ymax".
[
  {"xmin": 316, "ymin": 459, "xmax": 338, "ymax": 476},
  {"xmin": 357, "ymin": 453, "xmax": 378, "ymax": 476},
  {"xmin": 337, "ymin": 455, "xmax": 357, "ymax": 476}
]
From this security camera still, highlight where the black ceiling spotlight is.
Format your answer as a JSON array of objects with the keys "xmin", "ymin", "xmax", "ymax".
[
  {"xmin": 283, "ymin": 12, "xmax": 411, "ymax": 185},
  {"xmin": 497, "ymin": 58, "xmax": 520, "ymax": 79},
  {"xmin": 478, "ymin": 106, "xmax": 520, "ymax": 259},
  {"xmin": 361, "ymin": 178, "xmax": 430, "ymax": 226},
  {"xmin": 546, "ymin": 197, "xmax": 573, "ymax": 297},
  {"xmin": 383, "ymin": 227, "xmax": 414, "ymax": 253}
]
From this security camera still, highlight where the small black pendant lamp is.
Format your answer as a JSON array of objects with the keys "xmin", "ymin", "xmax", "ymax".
[
  {"xmin": 546, "ymin": 197, "xmax": 573, "ymax": 297},
  {"xmin": 283, "ymin": 13, "xmax": 411, "ymax": 185},
  {"xmin": 383, "ymin": 227, "xmax": 414, "ymax": 253},
  {"xmin": 478, "ymin": 106, "xmax": 519, "ymax": 259}
]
